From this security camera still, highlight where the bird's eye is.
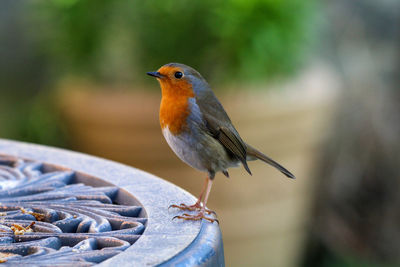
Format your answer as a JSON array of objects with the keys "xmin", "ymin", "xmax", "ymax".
[{"xmin": 174, "ymin": 71, "xmax": 183, "ymax": 79}]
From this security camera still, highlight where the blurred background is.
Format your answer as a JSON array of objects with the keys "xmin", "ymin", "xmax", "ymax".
[{"xmin": 0, "ymin": 0, "xmax": 399, "ymax": 266}]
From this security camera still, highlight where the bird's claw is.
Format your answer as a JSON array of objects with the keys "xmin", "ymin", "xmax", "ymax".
[
  {"xmin": 173, "ymin": 212, "xmax": 219, "ymax": 224},
  {"xmin": 169, "ymin": 203, "xmax": 216, "ymax": 215},
  {"xmin": 168, "ymin": 203, "xmax": 197, "ymax": 211}
]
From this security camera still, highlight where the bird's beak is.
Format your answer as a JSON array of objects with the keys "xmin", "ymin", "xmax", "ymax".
[{"xmin": 146, "ymin": 71, "xmax": 164, "ymax": 78}]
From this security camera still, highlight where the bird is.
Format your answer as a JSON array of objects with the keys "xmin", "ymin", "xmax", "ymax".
[{"xmin": 147, "ymin": 63, "xmax": 295, "ymax": 223}]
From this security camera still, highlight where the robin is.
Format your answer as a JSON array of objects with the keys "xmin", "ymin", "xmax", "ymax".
[{"xmin": 147, "ymin": 63, "xmax": 295, "ymax": 223}]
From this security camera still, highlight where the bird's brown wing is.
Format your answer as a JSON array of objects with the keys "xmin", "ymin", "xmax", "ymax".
[{"xmin": 195, "ymin": 90, "xmax": 252, "ymax": 175}]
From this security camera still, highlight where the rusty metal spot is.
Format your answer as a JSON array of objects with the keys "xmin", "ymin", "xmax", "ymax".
[{"xmin": 0, "ymin": 155, "xmax": 146, "ymax": 265}]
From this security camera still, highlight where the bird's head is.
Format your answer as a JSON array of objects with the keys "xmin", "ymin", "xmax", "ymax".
[{"xmin": 147, "ymin": 63, "xmax": 209, "ymax": 97}]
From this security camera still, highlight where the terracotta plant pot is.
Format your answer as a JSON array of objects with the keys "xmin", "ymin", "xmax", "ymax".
[{"xmin": 57, "ymin": 65, "xmax": 339, "ymax": 267}]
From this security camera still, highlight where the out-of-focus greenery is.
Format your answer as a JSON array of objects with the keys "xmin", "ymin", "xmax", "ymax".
[
  {"xmin": 30, "ymin": 0, "xmax": 316, "ymax": 85},
  {"xmin": 0, "ymin": 0, "xmax": 316, "ymax": 147},
  {"xmin": 0, "ymin": 0, "xmax": 68, "ymax": 147},
  {"xmin": 135, "ymin": 0, "xmax": 316, "ymax": 83}
]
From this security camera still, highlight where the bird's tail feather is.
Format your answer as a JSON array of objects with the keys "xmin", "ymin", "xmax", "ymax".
[{"xmin": 246, "ymin": 144, "xmax": 295, "ymax": 179}]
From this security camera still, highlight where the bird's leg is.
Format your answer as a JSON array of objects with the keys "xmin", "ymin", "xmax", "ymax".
[
  {"xmin": 169, "ymin": 177, "xmax": 216, "ymax": 214},
  {"xmin": 173, "ymin": 177, "xmax": 218, "ymax": 223},
  {"xmin": 169, "ymin": 177, "xmax": 215, "ymax": 214}
]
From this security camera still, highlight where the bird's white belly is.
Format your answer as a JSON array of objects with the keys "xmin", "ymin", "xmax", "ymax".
[
  {"xmin": 162, "ymin": 127, "xmax": 208, "ymax": 172},
  {"xmin": 162, "ymin": 126, "xmax": 238, "ymax": 174}
]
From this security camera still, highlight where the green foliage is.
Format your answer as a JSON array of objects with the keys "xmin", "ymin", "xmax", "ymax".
[
  {"xmin": 134, "ymin": 0, "xmax": 316, "ymax": 83},
  {"xmin": 31, "ymin": 0, "xmax": 316, "ymax": 85},
  {"xmin": 30, "ymin": 0, "xmax": 117, "ymax": 81},
  {"xmin": 0, "ymin": 94, "xmax": 68, "ymax": 147}
]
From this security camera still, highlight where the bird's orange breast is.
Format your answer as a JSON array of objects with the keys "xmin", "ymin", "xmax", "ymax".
[{"xmin": 159, "ymin": 78, "xmax": 195, "ymax": 135}]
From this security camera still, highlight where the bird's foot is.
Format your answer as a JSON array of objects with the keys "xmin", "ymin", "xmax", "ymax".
[
  {"xmin": 173, "ymin": 212, "xmax": 218, "ymax": 224},
  {"xmin": 169, "ymin": 203, "xmax": 216, "ymax": 215},
  {"xmin": 169, "ymin": 202, "xmax": 201, "ymax": 211}
]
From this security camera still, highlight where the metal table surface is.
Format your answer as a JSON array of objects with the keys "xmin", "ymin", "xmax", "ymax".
[{"xmin": 0, "ymin": 139, "xmax": 224, "ymax": 266}]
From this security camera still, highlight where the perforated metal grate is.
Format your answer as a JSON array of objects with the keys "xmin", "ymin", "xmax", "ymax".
[{"xmin": 0, "ymin": 155, "xmax": 147, "ymax": 266}]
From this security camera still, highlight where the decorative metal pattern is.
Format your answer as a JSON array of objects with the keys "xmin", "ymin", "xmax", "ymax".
[{"xmin": 0, "ymin": 155, "xmax": 147, "ymax": 265}]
